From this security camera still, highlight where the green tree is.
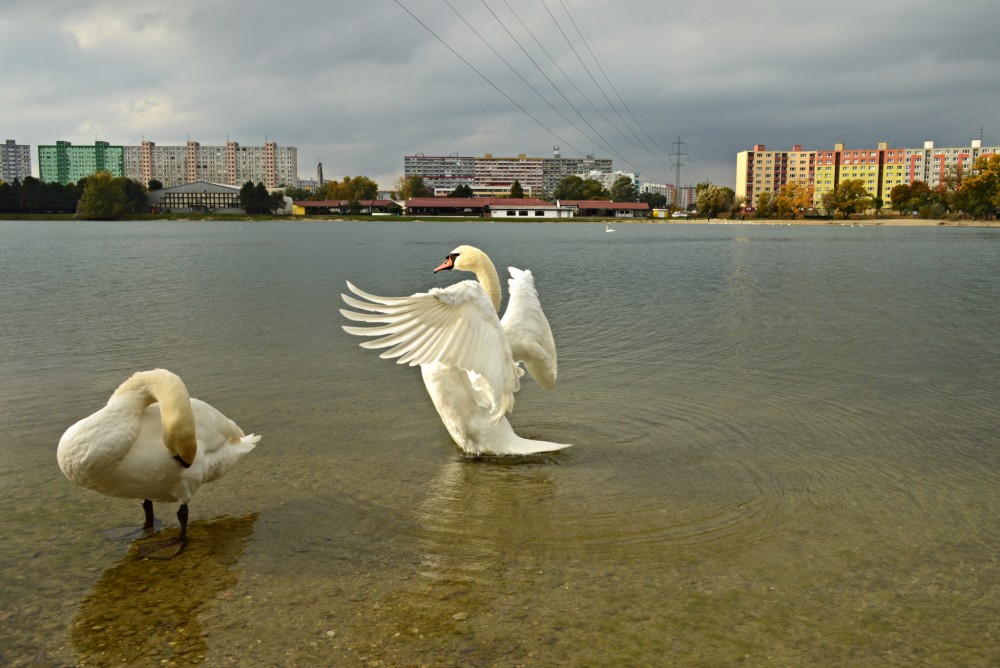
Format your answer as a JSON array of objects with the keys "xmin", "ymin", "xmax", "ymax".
[
  {"xmin": 609, "ymin": 176, "xmax": 637, "ymax": 202},
  {"xmin": 240, "ymin": 181, "xmax": 279, "ymax": 214},
  {"xmin": 509, "ymin": 180, "xmax": 525, "ymax": 198},
  {"xmin": 639, "ymin": 191, "xmax": 667, "ymax": 209},
  {"xmin": 281, "ymin": 186, "xmax": 313, "ymax": 201},
  {"xmin": 393, "ymin": 175, "xmax": 430, "ymax": 199},
  {"xmin": 448, "ymin": 184, "xmax": 474, "ymax": 198},
  {"xmin": 755, "ymin": 191, "xmax": 776, "ymax": 218},
  {"xmin": 341, "ymin": 175, "xmax": 379, "ymax": 202},
  {"xmin": 552, "ymin": 175, "xmax": 584, "ymax": 200},
  {"xmin": 0, "ymin": 180, "xmax": 16, "ymax": 213},
  {"xmin": 19, "ymin": 177, "xmax": 46, "ymax": 213},
  {"xmin": 148, "ymin": 179, "xmax": 163, "ymax": 191},
  {"xmin": 695, "ymin": 184, "xmax": 735, "ymax": 219},
  {"xmin": 76, "ymin": 172, "xmax": 126, "ymax": 219},
  {"xmin": 120, "ymin": 177, "xmax": 148, "ymax": 213},
  {"xmin": 581, "ymin": 178, "xmax": 609, "ymax": 200}
]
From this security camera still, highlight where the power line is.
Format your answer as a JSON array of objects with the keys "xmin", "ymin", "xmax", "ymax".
[
  {"xmin": 479, "ymin": 0, "xmax": 642, "ymax": 171},
  {"xmin": 555, "ymin": 0, "xmax": 668, "ymax": 167},
  {"xmin": 541, "ymin": 0, "xmax": 666, "ymax": 170},
  {"xmin": 391, "ymin": 0, "xmax": 586, "ymax": 156},
  {"xmin": 560, "ymin": 0, "xmax": 672, "ymax": 156},
  {"xmin": 498, "ymin": 0, "xmax": 668, "ymax": 179},
  {"xmin": 440, "ymin": 0, "xmax": 597, "ymax": 159}
]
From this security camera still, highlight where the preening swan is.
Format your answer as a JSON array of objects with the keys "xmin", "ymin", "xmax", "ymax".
[
  {"xmin": 57, "ymin": 369, "xmax": 260, "ymax": 558},
  {"xmin": 341, "ymin": 245, "xmax": 570, "ymax": 456}
]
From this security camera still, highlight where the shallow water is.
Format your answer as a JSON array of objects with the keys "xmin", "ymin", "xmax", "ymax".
[{"xmin": 1, "ymin": 220, "xmax": 998, "ymax": 666}]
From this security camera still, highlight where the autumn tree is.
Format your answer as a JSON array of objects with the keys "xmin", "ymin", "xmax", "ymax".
[
  {"xmin": 949, "ymin": 154, "xmax": 1000, "ymax": 218},
  {"xmin": 773, "ymin": 183, "xmax": 814, "ymax": 218},
  {"xmin": 822, "ymin": 179, "xmax": 872, "ymax": 218}
]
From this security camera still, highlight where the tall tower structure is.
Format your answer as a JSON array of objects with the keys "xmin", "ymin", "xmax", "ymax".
[
  {"xmin": 670, "ymin": 137, "xmax": 688, "ymax": 208},
  {"xmin": 317, "ymin": 161, "xmax": 324, "ymax": 186}
]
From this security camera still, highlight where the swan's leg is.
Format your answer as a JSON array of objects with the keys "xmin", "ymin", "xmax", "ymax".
[
  {"xmin": 135, "ymin": 504, "xmax": 188, "ymax": 560},
  {"xmin": 141, "ymin": 499, "xmax": 155, "ymax": 536},
  {"xmin": 99, "ymin": 500, "xmax": 159, "ymax": 542},
  {"xmin": 176, "ymin": 504, "xmax": 189, "ymax": 552}
]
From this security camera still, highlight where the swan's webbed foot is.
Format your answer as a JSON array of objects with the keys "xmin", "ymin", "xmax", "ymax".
[
  {"xmin": 135, "ymin": 504, "xmax": 188, "ymax": 560},
  {"xmin": 100, "ymin": 499, "xmax": 161, "ymax": 542},
  {"xmin": 135, "ymin": 534, "xmax": 187, "ymax": 559}
]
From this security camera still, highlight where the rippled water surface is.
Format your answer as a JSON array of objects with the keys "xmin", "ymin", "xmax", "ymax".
[{"xmin": 1, "ymin": 220, "xmax": 999, "ymax": 666}]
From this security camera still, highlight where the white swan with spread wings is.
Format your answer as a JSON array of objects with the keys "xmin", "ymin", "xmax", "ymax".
[{"xmin": 341, "ymin": 245, "xmax": 570, "ymax": 456}]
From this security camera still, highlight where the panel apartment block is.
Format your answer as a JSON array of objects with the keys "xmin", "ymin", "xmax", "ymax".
[
  {"xmin": 40, "ymin": 139, "xmax": 297, "ymax": 188},
  {"xmin": 1, "ymin": 139, "xmax": 32, "ymax": 182},
  {"xmin": 740, "ymin": 140, "xmax": 999, "ymax": 211},
  {"xmin": 403, "ymin": 154, "xmax": 475, "ymax": 192},
  {"xmin": 38, "ymin": 141, "xmax": 126, "ymax": 185}
]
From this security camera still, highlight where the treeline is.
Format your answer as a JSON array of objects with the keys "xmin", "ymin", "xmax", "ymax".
[
  {"xmin": 0, "ymin": 174, "xmax": 147, "ymax": 217},
  {"xmin": 0, "ymin": 173, "xmax": 288, "ymax": 218},
  {"xmin": 0, "ymin": 177, "xmax": 86, "ymax": 214}
]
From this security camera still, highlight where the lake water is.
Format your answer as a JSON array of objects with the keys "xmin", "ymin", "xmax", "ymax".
[{"xmin": 1, "ymin": 219, "xmax": 998, "ymax": 666}]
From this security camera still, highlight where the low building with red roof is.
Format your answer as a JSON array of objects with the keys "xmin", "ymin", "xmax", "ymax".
[{"xmin": 557, "ymin": 200, "xmax": 650, "ymax": 218}]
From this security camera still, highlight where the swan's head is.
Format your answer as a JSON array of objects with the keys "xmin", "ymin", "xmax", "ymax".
[
  {"xmin": 164, "ymin": 425, "xmax": 197, "ymax": 468},
  {"xmin": 434, "ymin": 245, "xmax": 485, "ymax": 273}
]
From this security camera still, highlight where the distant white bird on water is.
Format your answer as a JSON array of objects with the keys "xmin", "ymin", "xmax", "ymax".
[
  {"xmin": 340, "ymin": 245, "xmax": 570, "ymax": 456},
  {"xmin": 57, "ymin": 369, "xmax": 260, "ymax": 558}
]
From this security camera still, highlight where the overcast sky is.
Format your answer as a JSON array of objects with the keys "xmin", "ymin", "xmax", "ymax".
[{"xmin": 3, "ymin": 0, "xmax": 999, "ymax": 190}]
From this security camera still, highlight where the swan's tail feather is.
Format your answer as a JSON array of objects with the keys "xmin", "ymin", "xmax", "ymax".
[{"xmin": 498, "ymin": 438, "xmax": 572, "ymax": 456}]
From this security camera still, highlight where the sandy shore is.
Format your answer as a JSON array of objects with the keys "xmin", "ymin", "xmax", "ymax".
[{"xmin": 648, "ymin": 217, "xmax": 1000, "ymax": 228}]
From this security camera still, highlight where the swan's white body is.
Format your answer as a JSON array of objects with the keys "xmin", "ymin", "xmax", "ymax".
[
  {"xmin": 57, "ymin": 369, "xmax": 259, "ymax": 554},
  {"xmin": 341, "ymin": 245, "xmax": 570, "ymax": 456}
]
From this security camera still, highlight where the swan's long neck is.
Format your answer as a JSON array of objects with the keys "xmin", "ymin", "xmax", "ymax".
[
  {"xmin": 470, "ymin": 254, "xmax": 502, "ymax": 312},
  {"xmin": 111, "ymin": 369, "xmax": 195, "ymax": 454}
]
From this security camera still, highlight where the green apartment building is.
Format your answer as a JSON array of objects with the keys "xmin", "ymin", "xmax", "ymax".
[{"xmin": 37, "ymin": 141, "xmax": 125, "ymax": 185}]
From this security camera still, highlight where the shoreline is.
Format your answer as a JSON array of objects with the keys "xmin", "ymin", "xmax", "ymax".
[{"xmin": 1, "ymin": 213, "xmax": 997, "ymax": 227}]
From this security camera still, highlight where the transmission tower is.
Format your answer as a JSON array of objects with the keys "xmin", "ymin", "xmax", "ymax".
[{"xmin": 670, "ymin": 137, "xmax": 688, "ymax": 208}]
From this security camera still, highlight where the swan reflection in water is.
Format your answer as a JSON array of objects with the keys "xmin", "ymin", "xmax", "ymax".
[
  {"xmin": 70, "ymin": 513, "xmax": 257, "ymax": 666},
  {"xmin": 416, "ymin": 458, "xmax": 560, "ymax": 581}
]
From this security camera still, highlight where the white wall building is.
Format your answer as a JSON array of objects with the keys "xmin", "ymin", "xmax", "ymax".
[{"xmin": 1, "ymin": 139, "xmax": 32, "ymax": 182}]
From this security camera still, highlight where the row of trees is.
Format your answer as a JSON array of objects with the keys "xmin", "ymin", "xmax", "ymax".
[
  {"xmin": 0, "ymin": 174, "xmax": 289, "ymax": 219},
  {"xmin": 0, "ymin": 174, "xmax": 147, "ymax": 217}
]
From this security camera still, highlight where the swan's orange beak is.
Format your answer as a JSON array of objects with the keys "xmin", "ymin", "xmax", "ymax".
[{"xmin": 434, "ymin": 256, "xmax": 455, "ymax": 272}]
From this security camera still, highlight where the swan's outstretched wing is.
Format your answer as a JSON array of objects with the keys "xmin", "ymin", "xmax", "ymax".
[
  {"xmin": 341, "ymin": 280, "xmax": 520, "ymax": 422},
  {"xmin": 500, "ymin": 267, "xmax": 557, "ymax": 389}
]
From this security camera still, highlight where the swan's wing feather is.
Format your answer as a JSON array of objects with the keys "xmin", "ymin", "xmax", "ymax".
[
  {"xmin": 341, "ymin": 280, "xmax": 520, "ymax": 420},
  {"xmin": 500, "ymin": 267, "xmax": 558, "ymax": 389}
]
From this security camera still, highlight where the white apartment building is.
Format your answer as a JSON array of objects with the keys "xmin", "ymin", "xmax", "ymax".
[
  {"xmin": 1, "ymin": 139, "xmax": 32, "ymax": 182},
  {"xmin": 576, "ymin": 169, "xmax": 641, "ymax": 193},
  {"xmin": 124, "ymin": 140, "xmax": 297, "ymax": 188}
]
